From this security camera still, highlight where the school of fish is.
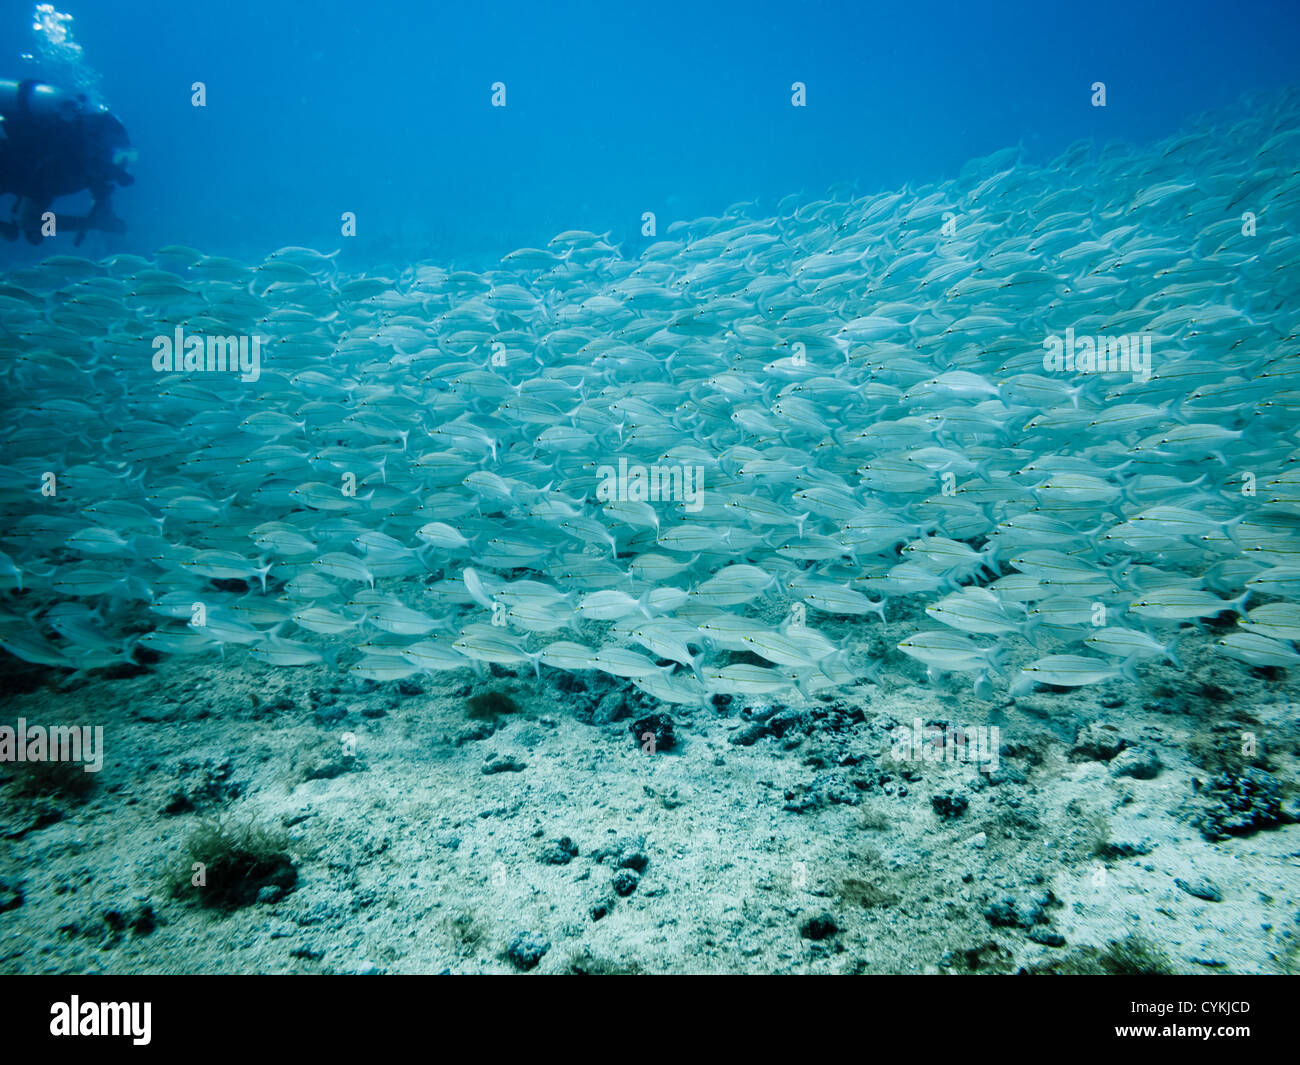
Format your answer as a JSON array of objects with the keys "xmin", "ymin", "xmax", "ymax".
[{"xmin": 1, "ymin": 88, "xmax": 1299, "ymax": 707}]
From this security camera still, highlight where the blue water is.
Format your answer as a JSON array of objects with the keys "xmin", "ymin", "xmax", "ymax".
[{"xmin": 1, "ymin": 0, "xmax": 1298, "ymax": 268}]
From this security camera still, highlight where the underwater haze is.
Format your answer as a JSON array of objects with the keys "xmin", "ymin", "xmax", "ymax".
[
  {"xmin": 0, "ymin": 0, "xmax": 1299, "ymax": 980},
  {"xmin": 2, "ymin": 0, "xmax": 1300, "ymax": 265}
]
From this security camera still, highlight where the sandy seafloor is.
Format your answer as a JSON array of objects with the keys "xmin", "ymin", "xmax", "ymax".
[{"xmin": 0, "ymin": 598, "xmax": 1297, "ymax": 976}]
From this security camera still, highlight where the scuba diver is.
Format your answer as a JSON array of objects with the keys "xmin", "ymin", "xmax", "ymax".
[{"xmin": 0, "ymin": 78, "xmax": 134, "ymax": 245}]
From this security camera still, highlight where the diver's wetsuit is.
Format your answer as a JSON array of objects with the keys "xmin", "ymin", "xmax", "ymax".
[{"xmin": 0, "ymin": 78, "xmax": 134, "ymax": 245}]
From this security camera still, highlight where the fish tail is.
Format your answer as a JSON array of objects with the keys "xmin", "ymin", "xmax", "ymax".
[
  {"xmin": 1164, "ymin": 635, "xmax": 1183, "ymax": 670},
  {"xmin": 986, "ymin": 644, "xmax": 1008, "ymax": 679},
  {"xmin": 980, "ymin": 542, "xmax": 1001, "ymax": 576},
  {"xmin": 789, "ymin": 671, "xmax": 813, "ymax": 701},
  {"xmin": 1106, "ymin": 556, "xmax": 1134, "ymax": 589},
  {"xmin": 1118, "ymin": 655, "xmax": 1141, "ymax": 685},
  {"xmin": 1231, "ymin": 588, "xmax": 1251, "ymax": 616},
  {"xmin": 1221, "ymin": 514, "xmax": 1247, "ymax": 549},
  {"xmin": 636, "ymin": 589, "xmax": 656, "ymax": 619},
  {"xmin": 1019, "ymin": 619, "xmax": 1040, "ymax": 649},
  {"xmin": 463, "ymin": 567, "xmax": 495, "ymax": 610}
]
